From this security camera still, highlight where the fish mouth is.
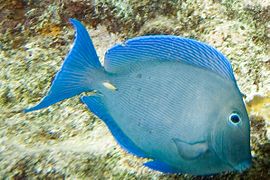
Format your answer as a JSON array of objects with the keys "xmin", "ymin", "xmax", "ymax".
[{"xmin": 233, "ymin": 160, "xmax": 252, "ymax": 172}]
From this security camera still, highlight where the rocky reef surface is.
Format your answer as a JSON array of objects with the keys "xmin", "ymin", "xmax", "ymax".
[{"xmin": 0, "ymin": 0, "xmax": 269, "ymax": 179}]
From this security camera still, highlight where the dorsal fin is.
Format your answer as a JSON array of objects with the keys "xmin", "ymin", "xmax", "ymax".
[{"xmin": 104, "ymin": 35, "xmax": 236, "ymax": 82}]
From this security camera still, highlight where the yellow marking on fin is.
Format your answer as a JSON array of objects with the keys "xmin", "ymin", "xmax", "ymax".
[{"xmin": 102, "ymin": 82, "xmax": 117, "ymax": 91}]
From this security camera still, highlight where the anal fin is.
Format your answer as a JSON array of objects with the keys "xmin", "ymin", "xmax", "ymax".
[
  {"xmin": 81, "ymin": 95, "xmax": 149, "ymax": 158},
  {"xmin": 144, "ymin": 160, "xmax": 180, "ymax": 174}
]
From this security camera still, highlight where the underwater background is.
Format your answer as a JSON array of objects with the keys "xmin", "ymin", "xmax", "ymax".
[{"xmin": 0, "ymin": 0, "xmax": 269, "ymax": 179}]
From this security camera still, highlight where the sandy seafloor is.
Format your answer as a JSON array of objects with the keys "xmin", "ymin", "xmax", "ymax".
[{"xmin": 0, "ymin": 0, "xmax": 270, "ymax": 179}]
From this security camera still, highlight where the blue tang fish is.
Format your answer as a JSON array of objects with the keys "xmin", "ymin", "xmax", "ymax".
[{"xmin": 25, "ymin": 19, "xmax": 252, "ymax": 175}]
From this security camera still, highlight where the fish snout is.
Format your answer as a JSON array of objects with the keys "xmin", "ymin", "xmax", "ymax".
[{"xmin": 233, "ymin": 159, "xmax": 252, "ymax": 172}]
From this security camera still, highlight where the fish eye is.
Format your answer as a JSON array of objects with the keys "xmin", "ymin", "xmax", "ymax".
[{"xmin": 229, "ymin": 113, "xmax": 241, "ymax": 124}]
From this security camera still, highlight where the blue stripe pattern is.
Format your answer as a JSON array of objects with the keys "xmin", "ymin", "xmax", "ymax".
[
  {"xmin": 24, "ymin": 19, "xmax": 101, "ymax": 112},
  {"xmin": 104, "ymin": 35, "xmax": 235, "ymax": 82}
]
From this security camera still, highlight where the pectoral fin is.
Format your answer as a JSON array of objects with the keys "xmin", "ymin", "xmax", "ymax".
[{"xmin": 172, "ymin": 138, "xmax": 208, "ymax": 160}]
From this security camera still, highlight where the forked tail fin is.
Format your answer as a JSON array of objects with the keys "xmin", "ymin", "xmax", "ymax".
[{"xmin": 24, "ymin": 19, "xmax": 102, "ymax": 112}]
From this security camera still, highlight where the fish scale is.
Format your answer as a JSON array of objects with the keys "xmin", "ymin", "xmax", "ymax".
[
  {"xmin": 108, "ymin": 61, "xmax": 219, "ymax": 146},
  {"xmin": 25, "ymin": 19, "xmax": 252, "ymax": 176}
]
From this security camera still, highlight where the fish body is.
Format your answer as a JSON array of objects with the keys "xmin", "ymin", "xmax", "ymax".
[{"xmin": 25, "ymin": 19, "xmax": 252, "ymax": 175}]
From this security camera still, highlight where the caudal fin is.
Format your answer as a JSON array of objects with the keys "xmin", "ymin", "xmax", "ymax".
[{"xmin": 24, "ymin": 19, "xmax": 102, "ymax": 112}]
